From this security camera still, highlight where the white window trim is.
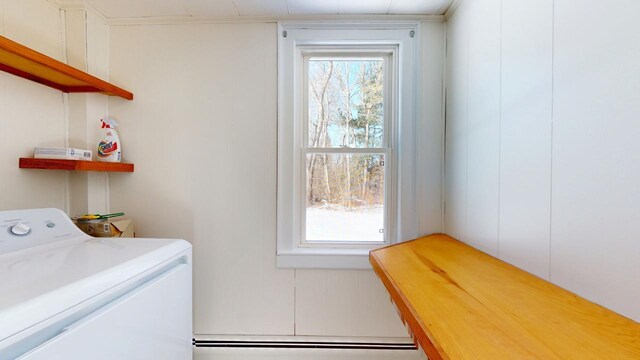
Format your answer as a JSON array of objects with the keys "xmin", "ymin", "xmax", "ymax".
[{"xmin": 277, "ymin": 22, "xmax": 419, "ymax": 269}]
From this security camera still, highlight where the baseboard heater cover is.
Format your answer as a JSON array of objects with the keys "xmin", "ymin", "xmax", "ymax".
[{"xmin": 193, "ymin": 339, "xmax": 417, "ymax": 351}]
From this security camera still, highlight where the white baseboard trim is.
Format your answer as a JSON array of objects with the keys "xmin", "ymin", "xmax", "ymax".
[
  {"xmin": 193, "ymin": 335, "xmax": 423, "ymax": 360},
  {"xmin": 194, "ymin": 347, "xmax": 422, "ymax": 360}
]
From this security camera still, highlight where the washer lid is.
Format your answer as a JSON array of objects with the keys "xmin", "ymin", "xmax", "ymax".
[{"xmin": 0, "ymin": 236, "xmax": 191, "ymax": 342}]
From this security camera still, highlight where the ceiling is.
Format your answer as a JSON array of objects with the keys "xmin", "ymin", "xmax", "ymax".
[{"xmin": 81, "ymin": 0, "xmax": 454, "ymax": 19}]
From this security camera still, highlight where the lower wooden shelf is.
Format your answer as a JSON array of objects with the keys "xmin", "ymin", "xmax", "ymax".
[
  {"xmin": 370, "ymin": 234, "xmax": 640, "ymax": 360},
  {"xmin": 19, "ymin": 158, "xmax": 134, "ymax": 172}
]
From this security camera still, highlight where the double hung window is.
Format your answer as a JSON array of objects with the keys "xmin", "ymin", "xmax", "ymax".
[
  {"xmin": 277, "ymin": 23, "xmax": 418, "ymax": 269},
  {"xmin": 303, "ymin": 53, "xmax": 392, "ymax": 246}
]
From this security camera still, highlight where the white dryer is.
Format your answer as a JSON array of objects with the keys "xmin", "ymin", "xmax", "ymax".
[{"xmin": 0, "ymin": 208, "xmax": 192, "ymax": 360}]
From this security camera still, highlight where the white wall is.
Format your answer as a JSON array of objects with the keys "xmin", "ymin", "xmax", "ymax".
[
  {"xmin": 0, "ymin": 0, "xmax": 112, "ymax": 215},
  {"xmin": 65, "ymin": 6, "xmax": 112, "ymax": 216},
  {"xmin": 0, "ymin": 0, "xmax": 68, "ymax": 211},
  {"xmin": 445, "ymin": 0, "xmax": 640, "ymax": 322},
  {"xmin": 107, "ymin": 20, "xmax": 443, "ymax": 339},
  {"xmin": 419, "ymin": 22, "xmax": 446, "ymax": 235}
]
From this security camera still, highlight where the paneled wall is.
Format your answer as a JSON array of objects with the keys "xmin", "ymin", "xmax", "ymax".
[
  {"xmin": 109, "ymin": 23, "xmax": 295, "ymax": 336},
  {"xmin": 0, "ymin": 0, "xmax": 112, "ymax": 215},
  {"xmin": 108, "ymin": 21, "xmax": 444, "ymax": 338},
  {"xmin": 0, "ymin": 0, "xmax": 67, "ymax": 211},
  {"xmin": 65, "ymin": 7, "xmax": 112, "ymax": 216},
  {"xmin": 445, "ymin": 0, "xmax": 640, "ymax": 322}
]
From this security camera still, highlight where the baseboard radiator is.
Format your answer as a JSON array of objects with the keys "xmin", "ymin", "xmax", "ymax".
[{"xmin": 193, "ymin": 338, "xmax": 417, "ymax": 351}]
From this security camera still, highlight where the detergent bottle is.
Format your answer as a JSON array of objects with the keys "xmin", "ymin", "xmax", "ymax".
[{"xmin": 97, "ymin": 118, "xmax": 122, "ymax": 162}]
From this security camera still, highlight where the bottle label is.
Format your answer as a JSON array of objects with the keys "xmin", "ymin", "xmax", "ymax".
[{"xmin": 98, "ymin": 141, "xmax": 119, "ymax": 158}]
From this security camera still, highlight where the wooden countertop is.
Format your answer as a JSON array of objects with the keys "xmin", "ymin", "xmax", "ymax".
[{"xmin": 370, "ymin": 234, "xmax": 640, "ymax": 360}]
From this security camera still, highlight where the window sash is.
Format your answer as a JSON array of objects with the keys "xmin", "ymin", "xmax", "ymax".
[
  {"xmin": 299, "ymin": 150, "xmax": 391, "ymax": 248},
  {"xmin": 301, "ymin": 52, "xmax": 393, "ymax": 247},
  {"xmin": 302, "ymin": 53, "xmax": 392, "ymax": 150}
]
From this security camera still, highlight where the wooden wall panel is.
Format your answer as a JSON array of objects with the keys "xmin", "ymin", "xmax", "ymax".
[
  {"xmin": 109, "ymin": 20, "xmax": 446, "ymax": 336},
  {"xmin": 551, "ymin": 0, "xmax": 640, "ymax": 321},
  {"xmin": 445, "ymin": 0, "xmax": 640, "ymax": 322},
  {"xmin": 499, "ymin": 0, "xmax": 553, "ymax": 279},
  {"xmin": 0, "ymin": 0, "xmax": 67, "ymax": 212},
  {"xmin": 464, "ymin": 0, "xmax": 501, "ymax": 256},
  {"xmin": 109, "ymin": 23, "xmax": 296, "ymax": 335},
  {"xmin": 444, "ymin": 4, "xmax": 469, "ymax": 241}
]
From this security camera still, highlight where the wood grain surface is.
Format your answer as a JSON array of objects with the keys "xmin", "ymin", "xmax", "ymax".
[
  {"xmin": 370, "ymin": 234, "xmax": 640, "ymax": 359},
  {"xmin": 20, "ymin": 158, "xmax": 134, "ymax": 173},
  {"xmin": 0, "ymin": 35, "xmax": 133, "ymax": 100}
]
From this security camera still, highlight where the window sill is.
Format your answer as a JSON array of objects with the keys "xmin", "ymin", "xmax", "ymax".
[{"xmin": 276, "ymin": 248, "xmax": 374, "ymax": 269}]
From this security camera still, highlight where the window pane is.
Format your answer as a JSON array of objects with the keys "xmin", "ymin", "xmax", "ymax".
[
  {"xmin": 305, "ymin": 153, "xmax": 385, "ymax": 242},
  {"xmin": 307, "ymin": 59, "xmax": 384, "ymax": 148}
]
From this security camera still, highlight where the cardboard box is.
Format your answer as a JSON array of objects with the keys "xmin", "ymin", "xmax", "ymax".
[{"xmin": 75, "ymin": 217, "xmax": 135, "ymax": 238}]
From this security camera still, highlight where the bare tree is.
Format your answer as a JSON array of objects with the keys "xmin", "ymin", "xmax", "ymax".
[
  {"xmin": 307, "ymin": 61, "xmax": 334, "ymax": 204},
  {"xmin": 307, "ymin": 60, "xmax": 384, "ymax": 209}
]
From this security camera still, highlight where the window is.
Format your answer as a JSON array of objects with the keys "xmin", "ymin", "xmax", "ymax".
[
  {"xmin": 304, "ymin": 55, "xmax": 391, "ymax": 246},
  {"xmin": 278, "ymin": 23, "xmax": 419, "ymax": 269}
]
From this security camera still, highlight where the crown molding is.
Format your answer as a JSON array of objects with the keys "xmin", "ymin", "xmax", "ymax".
[
  {"xmin": 444, "ymin": 0, "xmax": 464, "ymax": 20},
  {"xmin": 108, "ymin": 14, "xmax": 444, "ymax": 26},
  {"xmin": 437, "ymin": 0, "xmax": 455, "ymax": 16},
  {"xmin": 48, "ymin": 0, "xmax": 85, "ymax": 10},
  {"xmin": 48, "ymin": 0, "xmax": 108, "ymax": 23},
  {"xmin": 47, "ymin": 1, "xmax": 445, "ymax": 26}
]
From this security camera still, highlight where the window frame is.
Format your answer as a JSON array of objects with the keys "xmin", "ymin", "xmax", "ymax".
[{"xmin": 277, "ymin": 22, "xmax": 420, "ymax": 269}]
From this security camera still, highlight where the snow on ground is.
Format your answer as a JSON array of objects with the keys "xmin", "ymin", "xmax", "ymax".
[{"xmin": 306, "ymin": 205, "xmax": 384, "ymax": 242}]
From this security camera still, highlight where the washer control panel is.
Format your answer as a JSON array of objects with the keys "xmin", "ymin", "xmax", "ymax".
[{"xmin": 0, "ymin": 208, "xmax": 86, "ymax": 254}]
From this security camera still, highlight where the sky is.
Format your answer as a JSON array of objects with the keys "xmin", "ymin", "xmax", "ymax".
[{"xmin": 308, "ymin": 59, "xmax": 385, "ymax": 148}]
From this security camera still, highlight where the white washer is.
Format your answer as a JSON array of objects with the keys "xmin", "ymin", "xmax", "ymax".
[{"xmin": 0, "ymin": 208, "xmax": 192, "ymax": 360}]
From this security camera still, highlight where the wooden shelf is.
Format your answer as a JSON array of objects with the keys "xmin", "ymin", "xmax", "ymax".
[
  {"xmin": 370, "ymin": 234, "xmax": 640, "ymax": 360},
  {"xmin": 19, "ymin": 158, "xmax": 134, "ymax": 173},
  {"xmin": 0, "ymin": 35, "xmax": 133, "ymax": 100}
]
